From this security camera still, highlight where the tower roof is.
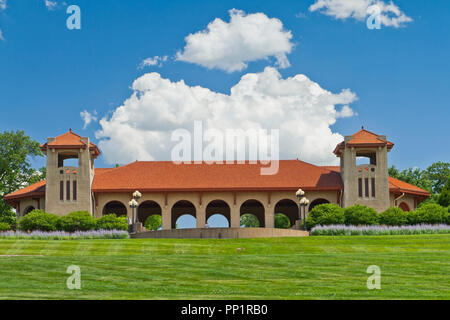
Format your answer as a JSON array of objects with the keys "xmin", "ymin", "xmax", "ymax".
[
  {"xmin": 40, "ymin": 129, "xmax": 100, "ymax": 156},
  {"xmin": 334, "ymin": 127, "xmax": 394, "ymax": 156}
]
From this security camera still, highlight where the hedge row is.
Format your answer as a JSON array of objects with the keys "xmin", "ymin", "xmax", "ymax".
[
  {"xmin": 14, "ymin": 210, "xmax": 128, "ymax": 232},
  {"xmin": 305, "ymin": 203, "xmax": 449, "ymax": 230}
]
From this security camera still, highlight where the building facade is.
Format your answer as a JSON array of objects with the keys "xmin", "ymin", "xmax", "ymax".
[{"xmin": 4, "ymin": 128, "xmax": 430, "ymax": 230}]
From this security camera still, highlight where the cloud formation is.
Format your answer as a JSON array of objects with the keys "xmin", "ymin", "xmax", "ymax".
[
  {"xmin": 96, "ymin": 67, "xmax": 357, "ymax": 166},
  {"xmin": 139, "ymin": 55, "xmax": 168, "ymax": 69},
  {"xmin": 80, "ymin": 110, "xmax": 98, "ymax": 129},
  {"xmin": 309, "ymin": 0, "xmax": 412, "ymax": 28},
  {"xmin": 44, "ymin": 0, "xmax": 58, "ymax": 10},
  {"xmin": 176, "ymin": 9, "xmax": 294, "ymax": 72},
  {"xmin": 0, "ymin": 0, "xmax": 6, "ymax": 10}
]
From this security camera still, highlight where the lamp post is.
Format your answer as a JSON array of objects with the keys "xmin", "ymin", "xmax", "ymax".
[
  {"xmin": 296, "ymin": 188, "xmax": 305, "ymax": 229},
  {"xmin": 129, "ymin": 190, "xmax": 142, "ymax": 233},
  {"xmin": 299, "ymin": 197, "xmax": 310, "ymax": 230}
]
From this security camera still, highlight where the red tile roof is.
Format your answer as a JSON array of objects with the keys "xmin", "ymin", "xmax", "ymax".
[
  {"xmin": 91, "ymin": 160, "xmax": 343, "ymax": 192},
  {"xmin": 3, "ymin": 180, "xmax": 46, "ymax": 201},
  {"xmin": 4, "ymin": 160, "xmax": 429, "ymax": 201},
  {"xmin": 40, "ymin": 130, "xmax": 100, "ymax": 156},
  {"xmin": 388, "ymin": 177, "xmax": 430, "ymax": 196},
  {"xmin": 334, "ymin": 128, "xmax": 394, "ymax": 155},
  {"xmin": 323, "ymin": 166, "xmax": 430, "ymax": 196},
  {"xmin": 4, "ymin": 168, "xmax": 112, "ymax": 201}
]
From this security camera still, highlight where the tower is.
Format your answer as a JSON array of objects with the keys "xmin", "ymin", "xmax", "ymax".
[
  {"xmin": 334, "ymin": 127, "xmax": 394, "ymax": 212},
  {"xmin": 40, "ymin": 129, "xmax": 100, "ymax": 215}
]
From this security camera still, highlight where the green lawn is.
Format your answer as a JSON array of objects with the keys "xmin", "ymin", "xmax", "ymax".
[{"xmin": 0, "ymin": 235, "xmax": 449, "ymax": 299}]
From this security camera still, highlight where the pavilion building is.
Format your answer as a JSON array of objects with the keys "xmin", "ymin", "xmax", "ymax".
[{"xmin": 4, "ymin": 128, "xmax": 430, "ymax": 230}]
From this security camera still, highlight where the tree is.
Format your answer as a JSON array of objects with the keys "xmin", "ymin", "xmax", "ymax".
[
  {"xmin": 0, "ymin": 130, "xmax": 43, "ymax": 218},
  {"xmin": 274, "ymin": 213, "xmax": 290, "ymax": 229},
  {"xmin": 438, "ymin": 179, "xmax": 450, "ymax": 207},
  {"xmin": 426, "ymin": 162, "xmax": 450, "ymax": 194},
  {"xmin": 145, "ymin": 215, "xmax": 162, "ymax": 231},
  {"xmin": 240, "ymin": 214, "xmax": 259, "ymax": 227}
]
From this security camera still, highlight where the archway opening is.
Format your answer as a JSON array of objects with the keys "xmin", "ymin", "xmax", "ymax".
[
  {"xmin": 206, "ymin": 200, "xmax": 230, "ymax": 228},
  {"xmin": 175, "ymin": 214, "xmax": 197, "ymax": 229},
  {"xmin": 102, "ymin": 201, "xmax": 127, "ymax": 217},
  {"xmin": 399, "ymin": 202, "xmax": 410, "ymax": 212},
  {"xmin": 240, "ymin": 199, "xmax": 265, "ymax": 227},
  {"xmin": 274, "ymin": 199, "xmax": 298, "ymax": 228},
  {"xmin": 23, "ymin": 206, "xmax": 35, "ymax": 216},
  {"xmin": 138, "ymin": 200, "xmax": 162, "ymax": 225},
  {"xmin": 207, "ymin": 214, "xmax": 229, "ymax": 228},
  {"xmin": 240, "ymin": 214, "xmax": 260, "ymax": 227},
  {"xmin": 171, "ymin": 200, "xmax": 196, "ymax": 229},
  {"xmin": 145, "ymin": 214, "xmax": 162, "ymax": 231},
  {"xmin": 274, "ymin": 213, "xmax": 291, "ymax": 229},
  {"xmin": 308, "ymin": 198, "xmax": 330, "ymax": 212}
]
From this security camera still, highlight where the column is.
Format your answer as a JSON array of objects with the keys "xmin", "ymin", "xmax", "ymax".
[
  {"xmin": 196, "ymin": 206, "xmax": 206, "ymax": 228},
  {"xmin": 265, "ymin": 206, "xmax": 274, "ymax": 228},
  {"xmin": 161, "ymin": 206, "xmax": 171, "ymax": 230},
  {"xmin": 230, "ymin": 205, "xmax": 240, "ymax": 228}
]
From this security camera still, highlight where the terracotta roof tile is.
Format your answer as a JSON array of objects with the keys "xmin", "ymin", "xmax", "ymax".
[
  {"xmin": 92, "ymin": 160, "xmax": 343, "ymax": 192},
  {"xmin": 334, "ymin": 128, "xmax": 394, "ymax": 155},
  {"xmin": 4, "ymin": 180, "xmax": 46, "ymax": 201},
  {"xmin": 40, "ymin": 130, "xmax": 100, "ymax": 156}
]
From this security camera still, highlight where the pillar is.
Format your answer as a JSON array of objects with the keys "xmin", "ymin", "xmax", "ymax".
[
  {"xmin": 265, "ymin": 206, "xmax": 274, "ymax": 228},
  {"xmin": 161, "ymin": 206, "xmax": 171, "ymax": 230},
  {"xmin": 196, "ymin": 205, "xmax": 206, "ymax": 228},
  {"xmin": 230, "ymin": 205, "xmax": 240, "ymax": 228}
]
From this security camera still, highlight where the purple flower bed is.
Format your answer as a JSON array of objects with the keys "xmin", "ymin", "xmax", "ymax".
[
  {"xmin": 0, "ymin": 229, "xmax": 129, "ymax": 240},
  {"xmin": 311, "ymin": 224, "xmax": 450, "ymax": 236}
]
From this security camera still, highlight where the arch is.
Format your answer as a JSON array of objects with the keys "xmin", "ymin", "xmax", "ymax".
[
  {"xmin": 274, "ymin": 199, "xmax": 298, "ymax": 228},
  {"xmin": 102, "ymin": 201, "xmax": 127, "ymax": 217},
  {"xmin": 23, "ymin": 206, "xmax": 35, "ymax": 216},
  {"xmin": 308, "ymin": 198, "xmax": 330, "ymax": 212},
  {"xmin": 138, "ymin": 200, "xmax": 162, "ymax": 225},
  {"xmin": 274, "ymin": 213, "xmax": 291, "ymax": 229},
  {"xmin": 207, "ymin": 214, "xmax": 230, "ymax": 228},
  {"xmin": 399, "ymin": 202, "xmax": 410, "ymax": 212},
  {"xmin": 205, "ymin": 200, "xmax": 230, "ymax": 227},
  {"xmin": 240, "ymin": 199, "xmax": 265, "ymax": 227},
  {"xmin": 171, "ymin": 200, "xmax": 196, "ymax": 229}
]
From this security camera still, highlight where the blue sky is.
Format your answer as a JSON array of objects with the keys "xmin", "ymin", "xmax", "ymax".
[{"xmin": 0, "ymin": 0, "xmax": 449, "ymax": 174}]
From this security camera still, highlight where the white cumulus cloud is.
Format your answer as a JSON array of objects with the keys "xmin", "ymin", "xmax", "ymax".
[
  {"xmin": 45, "ymin": 0, "xmax": 58, "ymax": 10},
  {"xmin": 176, "ymin": 9, "xmax": 294, "ymax": 72},
  {"xmin": 95, "ymin": 67, "xmax": 357, "ymax": 166},
  {"xmin": 80, "ymin": 110, "xmax": 98, "ymax": 129},
  {"xmin": 139, "ymin": 55, "xmax": 168, "ymax": 69},
  {"xmin": 309, "ymin": 0, "xmax": 412, "ymax": 28}
]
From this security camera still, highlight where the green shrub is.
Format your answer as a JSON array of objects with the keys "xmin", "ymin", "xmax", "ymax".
[
  {"xmin": 144, "ymin": 215, "xmax": 162, "ymax": 231},
  {"xmin": 274, "ymin": 214, "xmax": 291, "ymax": 229},
  {"xmin": 0, "ymin": 211, "xmax": 17, "ymax": 229},
  {"xmin": 405, "ymin": 210, "xmax": 420, "ymax": 225},
  {"xmin": 19, "ymin": 210, "xmax": 59, "ymax": 231},
  {"xmin": 414, "ymin": 203, "xmax": 447, "ymax": 224},
  {"xmin": 305, "ymin": 204, "xmax": 344, "ymax": 230},
  {"xmin": 379, "ymin": 207, "xmax": 408, "ymax": 226},
  {"xmin": 96, "ymin": 214, "xmax": 128, "ymax": 231},
  {"xmin": 344, "ymin": 204, "xmax": 379, "ymax": 225},
  {"xmin": 0, "ymin": 222, "xmax": 11, "ymax": 231},
  {"xmin": 57, "ymin": 211, "xmax": 96, "ymax": 232}
]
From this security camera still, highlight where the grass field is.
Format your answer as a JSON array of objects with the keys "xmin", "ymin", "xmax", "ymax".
[{"xmin": 0, "ymin": 235, "xmax": 449, "ymax": 299}]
